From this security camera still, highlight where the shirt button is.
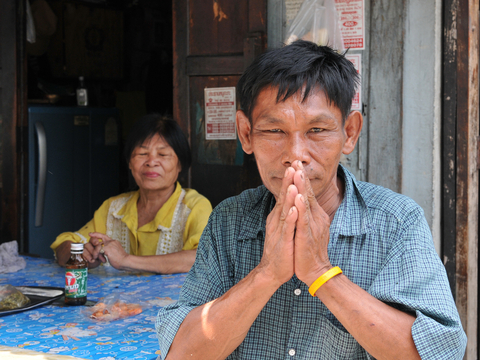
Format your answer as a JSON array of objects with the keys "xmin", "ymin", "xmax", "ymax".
[
  {"xmin": 288, "ymin": 349, "xmax": 296, "ymax": 356},
  {"xmin": 294, "ymin": 288, "xmax": 301, "ymax": 296}
]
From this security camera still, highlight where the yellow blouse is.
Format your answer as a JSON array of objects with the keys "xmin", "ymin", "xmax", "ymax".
[{"xmin": 51, "ymin": 183, "xmax": 212, "ymax": 256}]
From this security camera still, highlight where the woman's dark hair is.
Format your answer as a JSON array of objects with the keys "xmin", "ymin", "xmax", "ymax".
[
  {"xmin": 124, "ymin": 114, "xmax": 192, "ymax": 171},
  {"xmin": 237, "ymin": 40, "xmax": 360, "ymax": 122}
]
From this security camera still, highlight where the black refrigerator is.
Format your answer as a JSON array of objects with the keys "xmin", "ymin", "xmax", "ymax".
[{"xmin": 28, "ymin": 105, "xmax": 121, "ymax": 259}]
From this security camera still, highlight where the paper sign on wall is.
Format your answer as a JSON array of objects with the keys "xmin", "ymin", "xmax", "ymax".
[
  {"xmin": 204, "ymin": 87, "xmax": 237, "ymax": 140},
  {"xmin": 335, "ymin": 0, "xmax": 365, "ymax": 50},
  {"xmin": 346, "ymin": 53, "xmax": 362, "ymax": 111}
]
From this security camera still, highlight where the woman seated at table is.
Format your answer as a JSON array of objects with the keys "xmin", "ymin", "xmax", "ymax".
[{"xmin": 51, "ymin": 114, "xmax": 212, "ymax": 274}]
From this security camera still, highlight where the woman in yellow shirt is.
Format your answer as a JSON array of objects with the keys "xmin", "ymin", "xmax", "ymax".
[{"xmin": 51, "ymin": 114, "xmax": 212, "ymax": 274}]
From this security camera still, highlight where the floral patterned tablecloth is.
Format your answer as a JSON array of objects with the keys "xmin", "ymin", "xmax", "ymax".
[{"xmin": 0, "ymin": 256, "xmax": 186, "ymax": 360}]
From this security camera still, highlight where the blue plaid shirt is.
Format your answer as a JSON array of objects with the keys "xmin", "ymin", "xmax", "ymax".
[{"xmin": 156, "ymin": 165, "xmax": 467, "ymax": 359}]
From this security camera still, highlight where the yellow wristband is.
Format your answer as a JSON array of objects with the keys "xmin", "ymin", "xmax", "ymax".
[{"xmin": 308, "ymin": 266, "xmax": 342, "ymax": 296}]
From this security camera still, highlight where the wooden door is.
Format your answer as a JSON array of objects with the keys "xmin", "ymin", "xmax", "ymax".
[{"xmin": 173, "ymin": 0, "xmax": 266, "ymax": 207}]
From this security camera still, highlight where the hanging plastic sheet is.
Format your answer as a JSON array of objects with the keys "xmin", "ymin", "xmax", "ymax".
[{"xmin": 284, "ymin": 0, "xmax": 344, "ymax": 51}]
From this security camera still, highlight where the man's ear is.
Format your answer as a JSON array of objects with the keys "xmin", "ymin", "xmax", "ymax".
[
  {"xmin": 236, "ymin": 110, "xmax": 253, "ymax": 154},
  {"xmin": 342, "ymin": 110, "xmax": 363, "ymax": 155}
]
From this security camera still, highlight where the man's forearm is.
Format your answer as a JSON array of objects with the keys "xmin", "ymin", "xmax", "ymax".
[
  {"xmin": 317, "ymin": 274, "xmax": 420, "ymax": 360},
  {"xmin": 166, "ymin": 266, "xmax": 281, "ymax": 360}
]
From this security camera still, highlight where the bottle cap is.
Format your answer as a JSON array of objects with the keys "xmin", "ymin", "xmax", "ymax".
[{"xmin": 71, "ymin": 243, "xmax": 84, "ymax": 251}]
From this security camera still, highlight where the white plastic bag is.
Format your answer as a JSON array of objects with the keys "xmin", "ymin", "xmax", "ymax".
[
  {"xmin": 82, "ymin": 292, "xmax": 151, "ymax": 322},
  {"xmin": 284, "ymin": 0, "xmax": 344, "ymax": 51}
]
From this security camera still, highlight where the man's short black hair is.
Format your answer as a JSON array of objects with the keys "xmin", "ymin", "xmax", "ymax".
[
  {"xmin": 237, "ymin": 40, "xmax": 360, "ymax": 122},
  {"xmin": 124, "ymin": 113, "xmax": 192, "ymax": 171}
]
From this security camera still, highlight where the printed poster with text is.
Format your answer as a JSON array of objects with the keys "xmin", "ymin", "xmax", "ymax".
[
  {"xmin": 204, "ymin": 87, "xmax": 237, "ymax": 140},
  {"xmin": 335, "ymin": 0, "xmax": 365, "ymax": 50},
  {"xmin": 346, "ymin": 53, "xmax": 362, "ymax": 111}
]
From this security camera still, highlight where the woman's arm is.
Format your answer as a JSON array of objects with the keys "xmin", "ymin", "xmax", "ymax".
[
  {"xmin": 88, "ymin": 232, "xmax": 197, "ymax": 274},
  {"xmin": 117, "ymin": 249, "xmax": 197, "ymax": 274},
  {"xmin": 51, "ymin": 197, "xmax": 112, "ymax": 265}
]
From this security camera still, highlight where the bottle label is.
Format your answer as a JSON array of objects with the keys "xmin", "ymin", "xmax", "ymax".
[{"xmin": 65, "ymin": 269, "xmax": 88, "ymax": 298}]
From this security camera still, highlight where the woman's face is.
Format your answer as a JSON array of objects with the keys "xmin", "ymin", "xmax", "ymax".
[{"xmin": 129, "ymin": 133, "xmax": 181, "ymax": 194}]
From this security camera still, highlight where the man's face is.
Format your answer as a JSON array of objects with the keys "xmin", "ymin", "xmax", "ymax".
[{"xmin": 237, "ymin": 86, "xmax": 360, "ymax": 202}]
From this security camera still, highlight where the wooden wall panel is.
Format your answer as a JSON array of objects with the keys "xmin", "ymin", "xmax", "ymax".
[
  {"xmin": 442, "ymin": 0, "xmax": 478, "ymax": 357},
  {"xmin": 47, "ymin": 1, "xmax": 124, "ymax": 79},
  {"xmin": 173, "ymin": 0, "xmax": 266, "ymax": 204},
  {"xmin": 189, "ymin": 75, "xmax": 261, "ymax": 206},
  {"xmin": 456, "ymin": 1, "xmax": 479, "ymax": 357},
  {"xmin": 173, "ymin": 0, "xmax": 190, "ymax": 140},
  {"xmin": 442, "ymin": 0, "xmax": 458, "ymax": 298},
  {"xmin": 189, "ymin": 0, "xmax": 248, "ymax": 55}
]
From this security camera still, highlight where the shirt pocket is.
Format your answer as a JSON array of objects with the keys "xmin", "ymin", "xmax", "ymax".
[
  {"xmin": 233, "ymin": 240, "xmax": 263, "ymax": 283},
  {"xmin": 306, "ymin": 316, "xmax": 370, "ymax": 360}
]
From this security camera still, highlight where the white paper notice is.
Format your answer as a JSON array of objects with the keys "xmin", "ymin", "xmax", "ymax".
[
  {"xmin": 346, "ymin": 53, "xmax": 362, "ymax": 111},
  {"xmin": 335, "ymin": 0, "xmax": 365, "ymax": 50},
  {"xmin": 204, "ymin": 87, "xmax": 237, "ymax": 140}
]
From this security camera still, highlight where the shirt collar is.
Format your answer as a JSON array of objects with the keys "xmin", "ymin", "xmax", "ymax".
[
  {"xmin": 330, "ymin": 164, "xmax": 376, "ymax": 236},
  {"xmin": 237, "ymin": 165, "xmax": 375, "ymax": 241}
]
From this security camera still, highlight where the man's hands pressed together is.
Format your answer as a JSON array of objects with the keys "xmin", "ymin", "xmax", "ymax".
[
  {"xmin": 291, "ymin": 160, "xmax": 334, "ymax": 287},
  {"xmin": 260, "ymin": 160, "xmax": 334, "ymax": 289},
  {"xmin": 259, "ymin": 166, "xmax": 297, "ymax": 287}
]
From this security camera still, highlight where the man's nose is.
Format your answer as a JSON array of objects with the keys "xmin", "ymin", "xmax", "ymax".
[{"xmin": 282, "ymin": 134, "xmax": 311, "ymax": 166}]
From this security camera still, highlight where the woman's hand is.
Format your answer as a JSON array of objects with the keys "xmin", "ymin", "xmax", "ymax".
[
  {"xmin": 83, "ymin": 244, "xmax": 103, "ymax": 269},
  {"xmin": 88, "ymin": 232, "xmax": 130, "ymax": 270},
  {"xmin": 55, "ymin": 241, "xmax": 73, "ymax": 267},
  {"xmin": 84, "ymin": 233, "xmax": 108, "ymax": 265}
]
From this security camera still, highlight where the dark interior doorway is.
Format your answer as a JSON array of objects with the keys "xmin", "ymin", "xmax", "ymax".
[{"xmin": 26, "ymin": 0, "xmax": 174, "ymax": 193}]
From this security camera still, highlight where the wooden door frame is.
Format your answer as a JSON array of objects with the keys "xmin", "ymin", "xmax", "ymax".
[
  {"xmin": 172, "ymin": 0, "xmax": 188, "ymax": 138},
  {"xmin": 442, "ymin": 0, "xmax": 478, "ymax": 358},
  {"xmin": 0, "ymin": 0, "xmax": 28, "ymax": 248},
  {"xmin": 172, "ymin": 0, "xmax": 266, "ymax": 190}
]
